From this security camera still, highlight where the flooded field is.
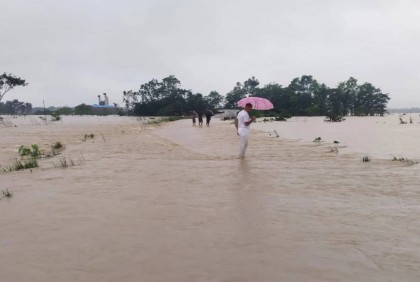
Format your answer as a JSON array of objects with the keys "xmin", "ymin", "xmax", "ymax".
[{"xmin": 0, "ymin": 115, "xmax": 419, "ymax": 282}]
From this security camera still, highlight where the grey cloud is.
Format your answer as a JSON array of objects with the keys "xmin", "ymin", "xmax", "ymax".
[{"xmin": 1, "ymin": 0, "xmax": 420, "ymax": 107}]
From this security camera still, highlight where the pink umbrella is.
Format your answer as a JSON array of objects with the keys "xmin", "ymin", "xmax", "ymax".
[{"xmin": 236, "ymin": 97, "xmax": 274, "ymax": 110}]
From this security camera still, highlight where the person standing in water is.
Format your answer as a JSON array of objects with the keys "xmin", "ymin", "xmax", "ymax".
[
  {"xmin": 205, "ymin": 110, "xmax": 213, "ymax": 126},
  {"xmin": 198, "ymin": 112, "xmax": 204, "ymax": 127},
  {"xmin": 192, "ymin": 110, "xmax": 198, "ymax": 126},
  {"xmin": 235, "ymin": 103, "xmax": 256, "ymax": 158}
]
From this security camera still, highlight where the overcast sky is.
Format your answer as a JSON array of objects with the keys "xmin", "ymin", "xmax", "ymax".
[{"xmin": 2, "ymin": 0, "xmax": 420, "ymax": 108}]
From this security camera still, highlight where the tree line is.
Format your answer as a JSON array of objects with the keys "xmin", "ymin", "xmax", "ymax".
[
  {"xmin": 0, "ymin": 100, "xmax": 32, "ymax": 115},
  {"xmin": 123, "ymin": 75, "xmax": 390, "ymax": 118},
  {"xmin": 1, "ymin": 72, "xmax": 391, "ymax": 118}
]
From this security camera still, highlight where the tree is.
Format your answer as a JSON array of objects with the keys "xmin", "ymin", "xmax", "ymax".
[
  {"xmin": 288, "ymin": 75, "xmax": 318, "ymax": 115},
  {"xmin": 325, "ymin": 88, "xmax": 344, "ymax": 120},
  {"xmin": 312, "ymin": 83, "xmax": 329, "ymax": 116},
  {"xmin": 337, "ymin": 77, "xmax": 358, "ymax": 115},
  {"xmin": 258, "ymin": 83, "xmax": 291, "ymax": 114},
  {"xmin": 185, "ymin": 92, "xmax": 207, "ymax": 113},
  {"xmin": 354, "ymin": 83, "xmax": 390, "ymax": 116},
  {"xmin": 0, "ymin": 99, "xmax": 32, "ymax": 115},
  {"xmin": 244, "ymin": 76, "xmax": 260, "ymax": 96},
  {"xmin": 205, "ymin": 91, "xmax": 224, "ymax": 110},
  {"xmin": 224, "ymin": 82, "xmax": 247, "ymax": 108},
  {"xmin": 74, "ymin": 104, "xmax": 93, "ymax": 115},
  {"xmin": 56, "ymin": 106, "xmax": 74, "ymax": 115},
  {"xmin": 0, "ymin": 73, "xmax": 28, "ymax": 102}
]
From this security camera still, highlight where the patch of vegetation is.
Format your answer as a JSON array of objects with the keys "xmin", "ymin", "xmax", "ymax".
[
  {"xmin": 52, "ymin": 141, "xmax": 63, "ymax": 150},
  {"xmin": 18, "ymin": 145, "xmax": 31, "ymax": 156},
  {"xmin": 84, "ymin": 133, "xmax": 95, "ymax": 141},
  {"xmin": 325, "ymin": 114, "xmax": 346, "ymax": 122},
  {"xmin": 30, "ymin": 144, "xmax": 41, "ymax": 157},
  {"xmin": 51, "ymin": 141, "xmax": 64, "ymax": 155},
  {"xmin": 275, "ymin": 113, "xmax": 292, "ymax": 121},
  {"xmin": 51, "ymin": 112, "xmax": 61, "ymax": 121},
  {"xmin": 3, "ymin": 158, "xmax": 38, "ymax": 172},
  {"xmin": 2, "ymin": 189, "xmax": 13, "ymax": 198},
  {"xmin": 19, "ymin": 144, "xmax": 41, "ymax": 158},
  {"xmin": 362, "ymin": 156, "xmax": 371, "ymax": 162},
  {"xmin": 313, "ymin": 137, "xmax": 322, "ymax": 143},
  {"xmin": 391, "ymin": 156, "xmax": 418, "ymax": 166},
  {"xmin": 329, "ymin": 147, "xmax": 339, "ymax": 153},
  {"xmin": 53, "ymin": 155, "xmax": 85, "ymax": 168},
  {"xmin": 54, "ymin": 155, "xmax": 75, "ymax": 168},
  {"xmin": 147, "ymin": 116, "xmax": 183, "ymax": 125}
]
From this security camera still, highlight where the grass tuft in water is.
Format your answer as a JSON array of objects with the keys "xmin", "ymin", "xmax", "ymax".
[
  {"xmin": 54, "ymin": 156, "xmax": 75, "ymax": 168},
  {"xmin": 84, "ymin": 133, "xmax": 95, "ymax": 141},
  {"xmin": 313, "ymin": 137, "xmax": 322, "ymax": 143},
  {"xmin": 2, "ymin": 189, "xmax": 14, "ymax": 198},
  {"xmin": 3, "ymin": 158, "xmax": 38, "ymax": 172},
  {"xmin": 362, "ymin": 156, "xmax": 371, "ymax": 162}
]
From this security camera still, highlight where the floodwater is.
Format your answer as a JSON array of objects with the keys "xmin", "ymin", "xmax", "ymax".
[
  {"xmin": 253, "ymin": 114, "xmax": 420, "ymax": 160},
  {"xmin": 0, "ymin": 115, "xmax": 419, "ymax": 282}
]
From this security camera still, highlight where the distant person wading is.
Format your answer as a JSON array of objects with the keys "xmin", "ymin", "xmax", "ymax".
[
  {"xmin": 205, "ymin": 110, "xmax": 213, "ymax": 126},
  {"xmin": 235, "ymin": 103, "xmax": 256, "ymax": 158}
]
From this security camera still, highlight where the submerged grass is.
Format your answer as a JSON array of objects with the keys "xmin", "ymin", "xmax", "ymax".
[
  {"xmin": 391, "ymin": 155, "xmax": 418, "ymax": 166},
  {"xmin": 54, "ymin": 155, "xmax": 75, "ymax": 168},
  {"xmin": 51, "ymin": 141, "xmax": 65, "ymax": 155},
  {"xmin": 3, "ymin": 158, "xmax": 38, "ymax": 172},
  {"xmin": 54, "ymin": 155, "xmax": 85, "ymax": 168},
  {"xmin": 2, "ymin": 189, "xmax": 14, "ymax": 198},
  {"xmin": 84, "ymin": 133, "xmax": 95, "ymax": 141}
]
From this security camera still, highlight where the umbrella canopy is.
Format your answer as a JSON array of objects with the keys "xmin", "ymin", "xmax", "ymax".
[{"xmin": 236, "ymin": 97, "xmax": 274, "ymax": 110}]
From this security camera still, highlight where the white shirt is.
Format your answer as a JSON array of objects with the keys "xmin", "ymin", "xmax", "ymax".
[{"xmin": 237, "ymin": 110, "xmax": 251, "ymax": 130}]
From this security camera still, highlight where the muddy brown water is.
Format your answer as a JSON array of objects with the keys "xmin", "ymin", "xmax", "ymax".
[{"xmin": 0, "ymin": 115, "xmax": 419, "ymax": 282}]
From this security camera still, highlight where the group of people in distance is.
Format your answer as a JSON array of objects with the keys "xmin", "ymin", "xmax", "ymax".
[{"xmin": 191, "ymin": 110, "xmax": 213, "ymax": 127}]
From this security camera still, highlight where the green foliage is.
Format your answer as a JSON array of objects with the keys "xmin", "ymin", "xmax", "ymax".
[
  {"xmin": 4, "ymin": 158, "xmax": 38, "ymax": 171},
  {"xmin": 123, "ymin": 75, "xmax": 223, "ymax": 116},
  {"xmin": 0, "ymin": 73, "xmax": 28, "ymax": 102},
  {"xmin": 30, "ymin": 144, "xmax": 40, "ymax": 157},
  {"xmin": 205, "ymin": 91, "xmax": 224, "ymax": 109},
  {"xmin": 224, "ymin": 82, "xmax": 247, "ymax": 108},
  {"xmin": 122, "ymin": 75, "xmax": 390, "ymax": 117},
  {"xmin": 325, "ymin": 114, "xmax": 345, "ymax": 122},
  {"xmin": 18, "ymin": 145, "xmax": 31, "ymax": 156},
  {"xmin": 18, "ymin": 144, "xmax": 41, "ymax": 158}
]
